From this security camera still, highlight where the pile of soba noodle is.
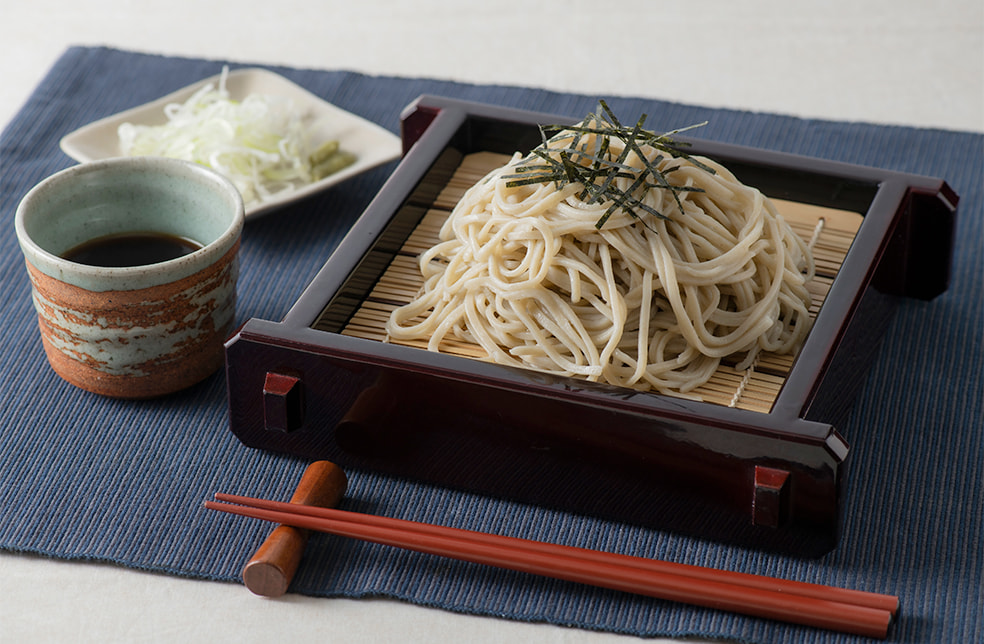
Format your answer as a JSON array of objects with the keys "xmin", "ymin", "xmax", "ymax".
[{"xmin": 386, "ymin": 108, "xmax": 814, "ymax": 395}]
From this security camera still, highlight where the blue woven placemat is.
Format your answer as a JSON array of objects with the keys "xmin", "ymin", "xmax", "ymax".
[{"xmin": 1, "ymin": 46, "xmax": 981, "ymax": 643}]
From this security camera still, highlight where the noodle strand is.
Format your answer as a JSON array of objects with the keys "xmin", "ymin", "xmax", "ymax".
[{"xmin": 387, "ymin": 125, "xmax": 814, "ymax": 396}]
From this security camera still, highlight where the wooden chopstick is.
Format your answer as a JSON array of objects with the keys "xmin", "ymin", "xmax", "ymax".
[
  {"xmin": 205, "ymin": 495, "xmax": 896, "ymax": 639},
  {"xmin": 215, "ymin": 492, "xmax": 897, "ymax": 615}
]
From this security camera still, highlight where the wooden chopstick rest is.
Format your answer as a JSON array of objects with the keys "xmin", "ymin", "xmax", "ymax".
[{"xmin": 241, "ymin": 460, "xmax": 348, "ymax": 597}]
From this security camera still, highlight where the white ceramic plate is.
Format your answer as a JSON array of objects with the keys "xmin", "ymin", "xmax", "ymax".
[{"xmin": 59, "ymin": 68, "xmax": 402, "ymax": 219}]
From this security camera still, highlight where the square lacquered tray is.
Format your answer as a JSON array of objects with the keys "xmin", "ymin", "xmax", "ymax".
[{"xmin": 225, "ymin": 96, "xmax": 957, "ymax": 556}]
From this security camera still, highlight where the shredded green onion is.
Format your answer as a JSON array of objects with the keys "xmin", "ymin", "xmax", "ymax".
[{"xmin": 118, "ymin": 67, "xmax": 353, "ymax": 206}]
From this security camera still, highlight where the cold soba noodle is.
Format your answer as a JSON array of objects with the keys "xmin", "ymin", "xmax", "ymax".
[{"xmin": 387, "ymin": 105, "xmax": 814, "ymax": 395}]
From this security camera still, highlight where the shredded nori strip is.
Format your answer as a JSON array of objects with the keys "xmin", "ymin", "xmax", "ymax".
[{"xmin": 502, "ymin": 100, "xmax": 714, "ymax": 230}]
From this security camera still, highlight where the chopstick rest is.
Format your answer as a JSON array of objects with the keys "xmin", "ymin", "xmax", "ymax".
[
  {"xmin": 240, "ymin": 461, "xmax": 347, "ymax": 597},
  {"xmin": 208, "ymin": 462, "xmax": 897, "ymax": 638}
]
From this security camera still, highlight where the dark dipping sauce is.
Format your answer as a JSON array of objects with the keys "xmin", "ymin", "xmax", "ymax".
[{"xmin": 61, "ymin": 231, "xmax": 204, "ymax": 267}]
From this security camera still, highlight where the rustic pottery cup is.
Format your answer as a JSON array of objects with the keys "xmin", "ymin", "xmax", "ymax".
[{"xmin": 15, "ymin": 157, "xmax": 244, "ymax": 398}]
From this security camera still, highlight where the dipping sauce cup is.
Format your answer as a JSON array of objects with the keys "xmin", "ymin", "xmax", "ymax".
[{"xmin": 15, "ymin": 157, "xmax": 244, "ymax": 398}]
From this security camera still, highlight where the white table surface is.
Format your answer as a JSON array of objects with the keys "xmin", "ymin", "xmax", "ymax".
[{"xmin": 2, "ymin": 1, "xmax": 981, "ymax": 642}]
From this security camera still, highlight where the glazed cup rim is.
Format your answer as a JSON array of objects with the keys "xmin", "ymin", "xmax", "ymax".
[{"xmin": 15, "ymin": 157, "xmax": 245, "ymax": 290}]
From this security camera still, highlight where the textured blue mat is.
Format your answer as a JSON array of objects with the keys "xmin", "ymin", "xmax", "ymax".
[{"xmin": 1, "ymin": 47, "xmax": 981, "ymax": 643}]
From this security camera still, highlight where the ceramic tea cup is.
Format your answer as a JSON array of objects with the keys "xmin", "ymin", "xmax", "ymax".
[{"xmin": 15, "ymin": 157, "xmax": 244, "ymax": 398}]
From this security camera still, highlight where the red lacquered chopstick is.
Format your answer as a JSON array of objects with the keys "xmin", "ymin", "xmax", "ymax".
[
  {"xmin": 214, "ymin": 492, "xmax": 897, "ymax": 616},
  {"xmin": 205, "ymin": 496, "xmax": 895, "ymax": 638}
]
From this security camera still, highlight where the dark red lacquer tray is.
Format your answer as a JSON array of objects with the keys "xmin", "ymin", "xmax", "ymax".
[{"xmin": 225, "ymin": 96, "xmax": 957, "ymax": 556}]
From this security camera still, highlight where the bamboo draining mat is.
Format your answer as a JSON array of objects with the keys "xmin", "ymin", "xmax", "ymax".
[{"xmin": 340, "ymin": 152, "xmax": 863, "ymax": 413}]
